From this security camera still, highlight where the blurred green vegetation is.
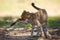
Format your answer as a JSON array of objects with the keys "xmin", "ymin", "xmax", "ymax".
[
  {"xmin": 0, "ymin": 16, "xmax": 60, "ymax": 28},
  {"xmin": 48, "ymin": 17, "xmax": 60, "ymax": 28}
]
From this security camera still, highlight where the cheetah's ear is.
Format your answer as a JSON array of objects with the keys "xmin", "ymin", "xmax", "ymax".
[
  {"xmin": 22, "ymin": 10, "xmax": 27, "ymax": 14},
  {"xmin": 23, "ymin": 10, "xmax": 26, "ymax": 12}
]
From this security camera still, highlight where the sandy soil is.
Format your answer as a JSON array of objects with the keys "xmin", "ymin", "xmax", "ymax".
[{"xmin": 1, "ymin": 28, "xmax": 60, "ymax": 40}]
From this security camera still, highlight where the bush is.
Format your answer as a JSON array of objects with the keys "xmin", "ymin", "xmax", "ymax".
[
  {"xmin": 48, "ymin": 17, "xmax": 60, "ymax": 28},
  {"xmin": 0, "ymin": 16, "xmax": 60, "ymax": 28}
]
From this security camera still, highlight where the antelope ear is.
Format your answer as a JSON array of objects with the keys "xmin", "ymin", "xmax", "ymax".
[{"xmin": 18, "ymin": 18, "xmax": 25, "ymax": 21}]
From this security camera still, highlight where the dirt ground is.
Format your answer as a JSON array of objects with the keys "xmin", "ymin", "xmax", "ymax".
[{"xmin": 0, "ymin": 28, "xmax": 60, "ymax": 40}]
